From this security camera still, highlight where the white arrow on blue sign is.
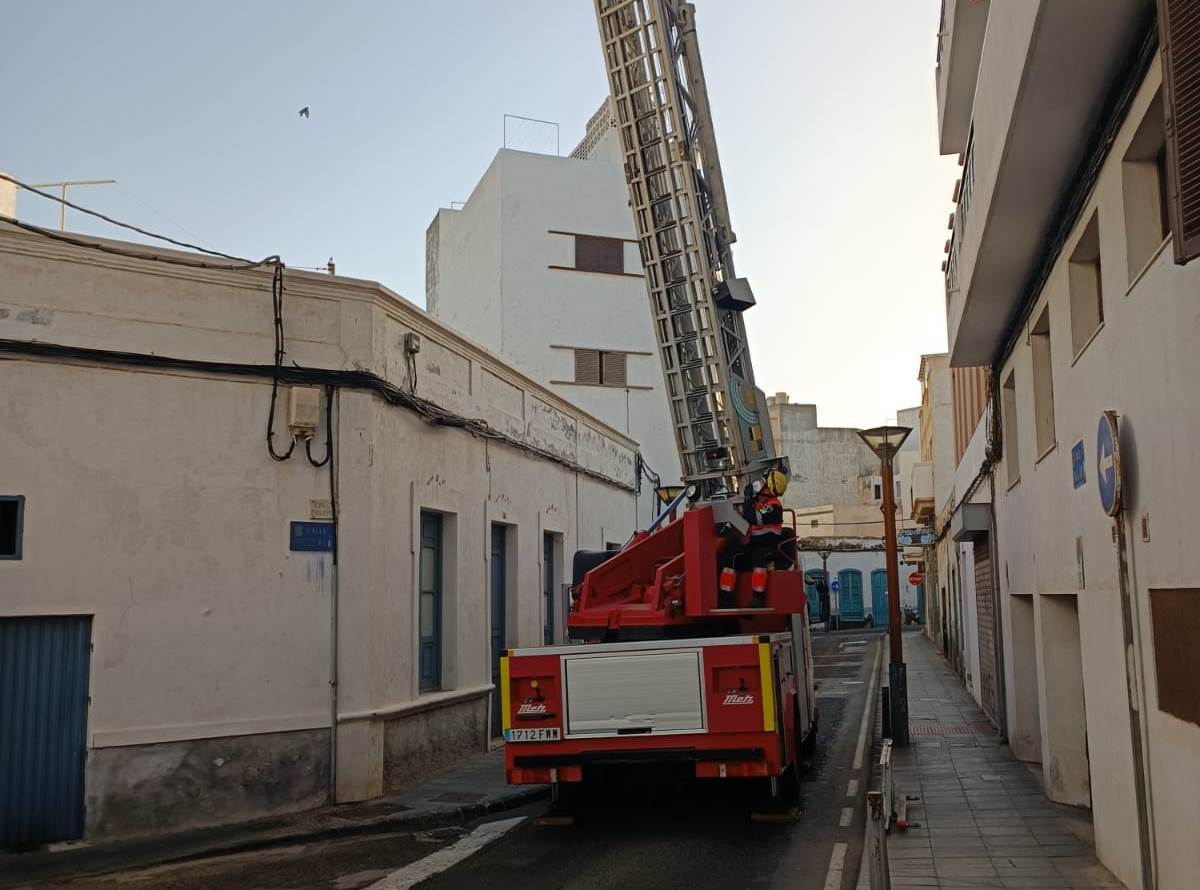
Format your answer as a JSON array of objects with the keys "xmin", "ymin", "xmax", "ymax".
[{"xmin": 1096, "ymin": 411, "xmax": 1121, "ymax": 516}]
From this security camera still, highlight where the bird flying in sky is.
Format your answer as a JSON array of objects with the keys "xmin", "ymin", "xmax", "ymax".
[{"xmin": 298, "ymin": 107, "xmax": 310, "ymax": 119}]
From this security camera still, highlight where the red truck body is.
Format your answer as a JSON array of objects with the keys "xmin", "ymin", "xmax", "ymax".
[{"xmin": 502, "ymin": 505, "xmax": 817, "ymax": 792}]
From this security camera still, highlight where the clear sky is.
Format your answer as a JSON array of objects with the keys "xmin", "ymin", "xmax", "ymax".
[{"xmin": 2, "ymin": 1, "xmax": 958, "ymax": 429}]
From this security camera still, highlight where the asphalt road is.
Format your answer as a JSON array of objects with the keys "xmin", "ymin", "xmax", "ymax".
[{"xmin": 34, "ymin": 629, "xmax": 883, "ymax": 890}]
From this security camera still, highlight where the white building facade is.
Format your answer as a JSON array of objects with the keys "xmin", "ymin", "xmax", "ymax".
[
  {"xmin": 937, "ymin": 1, "xmax": 1200, "ymax": 886},
  {"xmin": 0, "ymin": 224, "xmax": 636, "ymax": 844},
  {"xmin": 426, "ymin": 106, "xmax": 682, "ymax": 526}
]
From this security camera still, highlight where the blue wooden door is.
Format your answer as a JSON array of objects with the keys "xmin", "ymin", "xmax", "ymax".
[
  {"xmin": 490, "ymin": 525, "xmax": 507, "ymax": 736},
  {"xmin": 838, "ymin": 569, "xmax": 864, "ymax": 622},
  {"xmin": 803, "ymin": 570, "xmax": 823, "ymax": 621},
  {"xmin": 0, "ymin": 616, "xmax": 92, "ymax": 846},
  {"xmin": 871, "ymin": 569, "xmax": 889, "ymax": 626},
  {"xmin": 418, "ymin": 513, "xmax": 442, "ymax": 691},
  {"xmin": 543, "ymin": 534, "xmax": 555, "ymax": 644},
  {"xmin": 916, "ymin": 583, "xmax": 926, "ymax": 624}
]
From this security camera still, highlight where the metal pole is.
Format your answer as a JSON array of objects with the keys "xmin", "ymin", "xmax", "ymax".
[
  {"xmin": 881, "ymin": 456, "xmax": 903, "ymax": 665},
  {"xmin": 881, "ymin": 454, "xmax": 909, "ymax": 746}
]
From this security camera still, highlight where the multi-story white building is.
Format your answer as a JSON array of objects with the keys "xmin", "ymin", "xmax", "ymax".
[
  {"xmin": 426, "ymin": 103, "xmax": 682, "ymax": 525},
  {"xmin": 936, "ymin": 1, "xmax": 1200, "ymax": 886}
]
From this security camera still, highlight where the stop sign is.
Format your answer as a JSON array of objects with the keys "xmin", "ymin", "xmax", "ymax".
[{"xmin": 908, "ymin": 571, "xmax": 924, "ymax": 585}]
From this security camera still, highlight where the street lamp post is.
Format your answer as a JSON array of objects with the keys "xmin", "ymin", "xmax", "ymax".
[
  {"xmin": 818, "ymin": 549, "xmax": 832, "ymax": 627},
  {"xmin": 857, "ymin": 424, "xmax": 912, "ymax": 745}
]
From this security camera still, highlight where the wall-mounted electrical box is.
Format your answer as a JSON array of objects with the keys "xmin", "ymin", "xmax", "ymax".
[
  {"xmin": 287, "ymin": 386, "xmax": 321, "ymax": 436},
  {"xmin": 404, "ymin": 332, "xmax": 422, "ymax": 355}
]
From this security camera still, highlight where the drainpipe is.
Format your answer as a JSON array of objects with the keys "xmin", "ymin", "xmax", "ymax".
[
  {"xmin": 986, "ymin": 471, "xmax": 1008, "ymax": 740},
  {"xmin": 327, "ymin": 390, "xmax": 340, "ymax": 803}
]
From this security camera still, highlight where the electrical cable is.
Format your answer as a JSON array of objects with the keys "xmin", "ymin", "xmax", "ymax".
[
  {"xmin": 265, "ymin": 264, "xmax": 296, "ymax": 461},
  {"xmin": 0, "ymin": 173, "xmax": 278, "ymax": 268},
  {"xmin": 0, "ymin": 337, "xmax": 637, "ymax": 492},
  {"xmin": 305, "ymin": 385, "xmax": 333, "ymax": 467}
]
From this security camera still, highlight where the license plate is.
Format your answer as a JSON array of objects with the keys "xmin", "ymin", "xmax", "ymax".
[{"xmin": 505, "ymin": 727, "xmax": 561, "ymax": 742}]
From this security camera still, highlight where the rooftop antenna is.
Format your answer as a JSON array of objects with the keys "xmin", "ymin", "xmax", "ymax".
[{"xmin": 28, "ymin": 179, "xmax": 116, "ymax": 231}]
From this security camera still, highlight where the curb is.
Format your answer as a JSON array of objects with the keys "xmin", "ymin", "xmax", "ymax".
[{"xmin": 0, "ymin": 785, "xmax": 548, "ymax": 887}]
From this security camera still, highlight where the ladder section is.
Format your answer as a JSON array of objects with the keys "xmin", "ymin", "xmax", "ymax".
[{"xmin": 593, "ymin": 0, "xmax": 777, "ymax": 496}]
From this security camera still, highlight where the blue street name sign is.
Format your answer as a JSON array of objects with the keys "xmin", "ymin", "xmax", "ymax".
[
  {"xmin": 898, "ymin": 529, "xmax": 934, "ymax": 547},
  {"xmin": 1071, "ymin": 440, "xmax": 1087, "ymax": 489},
  {"xmin": 1096, "ymin": 412, "xmax": 1121, "ymax": 516},
  {"xmin": 290, "ymin": 521, "xmax": 335, "ymax": 552}
]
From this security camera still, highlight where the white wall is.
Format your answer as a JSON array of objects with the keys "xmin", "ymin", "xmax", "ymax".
[
  {"xmin": 0, "ymin": 225, "xmax": 636, "ymax": 836},
  {"xmin": 427, "ymin": 145, "xmax": 682, "ymax": 525},
  {"xmin": 988, "ymin": 64, "xmax": 1200, "ymax": 890}
]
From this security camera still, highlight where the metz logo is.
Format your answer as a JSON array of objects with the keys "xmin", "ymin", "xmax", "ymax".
[
  {"xmin": 723, "ymin": 690, "xmax": 756, "ymax": 706},
  {"xmin": 517, "ymin": 700, "xmax": 549, "ymax": 718}
]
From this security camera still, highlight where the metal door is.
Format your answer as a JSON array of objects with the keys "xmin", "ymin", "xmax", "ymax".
[
  {"xmin": 0, "ymin": 616, "xmax": 92, "ymax": 847},
  {"xmin": 542, "ymin": 534, "xmax": 555, "ymax": 645},
  {"xmin": 418, "ymin": 512, "xmax": 442, "ymax": 691},
  {"xmin": 871, "ymin": 569, "xmax": 889, "ymax": 626},
  {"xmin": 803, "ymin": 570, "xmax": 823, "ymax": 622},
  {"xmin": 838, "ymin": 569, "xmax": 864, "ymax": 623},
  {"xmin": 490, "ymin": 525, "xmax": 507, "ymax": 736}
]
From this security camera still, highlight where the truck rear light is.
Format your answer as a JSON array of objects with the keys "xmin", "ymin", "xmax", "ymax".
[
  {"xmin": 719, "ymin": 567, "xmax": 737, "ymax": 592},
  {"xmin": 751, "ymin": 567, "xmax": 768, "ymax": 593}
]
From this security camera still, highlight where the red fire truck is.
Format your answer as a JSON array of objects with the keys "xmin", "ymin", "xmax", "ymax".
[{"xmin": 503, "ymin": 0, "xmax": 818, "ymax": 812}]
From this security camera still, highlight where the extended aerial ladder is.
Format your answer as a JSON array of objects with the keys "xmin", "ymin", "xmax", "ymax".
[
  {"xmin": 596, "ymin": 0, "xmax": 778, "ymax": 496},
  {"xmin": 502, "ymin": 0, "xmax": 816, "ymax": 808}
]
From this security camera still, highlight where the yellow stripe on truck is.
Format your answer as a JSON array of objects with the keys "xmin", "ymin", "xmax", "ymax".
[
  {"xmin": 758, "ymin": 643, "xmax": 776, "ymax": 732},
  {"xmin": 500, "ymin": 656, "xmax": 512, "ymax": 731}
]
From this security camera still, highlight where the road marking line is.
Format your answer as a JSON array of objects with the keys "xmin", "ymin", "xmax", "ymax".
[
  {"xmin": 839, "ymin": 806, "xmax": 854, "ymax": 827},
  {"xmin": 846, "ymin": 778, "xmax": 859, "ymax": 797},
  {"xmin": 823, "ymin": 841, "xmax": 848, "ymax": 890},
  {"xmin": 366, "ymin": 816, "xmax": 525, "ymax": 889},
  {"xmin": 852, "ymin": 639, "xmax": 884, "ymax": 771}
]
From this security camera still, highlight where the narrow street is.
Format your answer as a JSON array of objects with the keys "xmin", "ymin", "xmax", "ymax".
[{"xmin": 29, "ymin": 631, "xmax": 884, "ymax": 890}]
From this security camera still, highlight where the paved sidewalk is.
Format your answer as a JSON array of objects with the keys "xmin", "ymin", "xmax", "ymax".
[
  {"xmin": 0, "ymin": 746, "xmax": 543, "ymax": 888},
  {"xmin": 886, "ymin": 633, "xmax": 1124, "ymax": 889}
]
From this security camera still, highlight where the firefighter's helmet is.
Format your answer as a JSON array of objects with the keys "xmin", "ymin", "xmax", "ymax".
[{"xmin": 764, "ymin": 468, "xmax": 788, "ymax": 496}]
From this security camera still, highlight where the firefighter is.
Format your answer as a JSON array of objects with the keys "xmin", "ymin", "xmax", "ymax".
[{"xmin": 743, "ymin": 468, "xmax": 792, "ymax": 606}]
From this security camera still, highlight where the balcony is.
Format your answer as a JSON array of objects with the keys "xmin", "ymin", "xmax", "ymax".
[
  {"xmin": 935, "ymin": 0, "xmax": 989, "ymax": 156},
  {"xmin": 945, "ymin": 0, "xmax": 1152, "ymax": 366},
  {"xmin": 910, "ymin": 461, "xmax": 935, "ymax": 524}
]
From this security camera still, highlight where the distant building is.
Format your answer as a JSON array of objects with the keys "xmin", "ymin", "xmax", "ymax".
[
  {"xmin": 426, "ymin": 101, "xmax": 681, "ymax": 524},
  {"xmin": 0, "ymin": 223, "xmax": 635, "ymax": 846},
  {"xmin": 936, "ymin": 1, "xmax": 1200, "ymax": 885},
  {"xmin": 767, "ymin": 393, "xmax": 923, "ymax": 625}
]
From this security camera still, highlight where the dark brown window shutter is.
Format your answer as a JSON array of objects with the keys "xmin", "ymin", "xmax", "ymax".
[
  {"xmin": 1158, "ymin": 0, "xmax": 1200, "ymax": 263},
  {"xmin": 575, "ymin": 235, "xmax": 625, "ymax": 274},
  {"xmin": 600, "ymin": 351, "xmax": 627, "ymax": 386},
  {"xmin": 574, "ymin": 349, "xmax": 600, "ymax": 384}
]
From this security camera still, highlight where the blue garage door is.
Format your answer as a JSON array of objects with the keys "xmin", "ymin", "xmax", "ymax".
[
  {"xmin": 1, "ymin": 616, "xmax": 92, "ymax": 847},
  {"xmin": 803, "ymin": 570, "xmax": 824, "ymax": 622},
  {"xmin": 838, "ymin": 570, "xmax": 864, "ymax": 623},
  {"xmin": 871, "ymin": 569, "xmax": 889, "ymax": 626}
]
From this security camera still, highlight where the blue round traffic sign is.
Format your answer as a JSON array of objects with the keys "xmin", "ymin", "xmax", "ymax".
[
  {"xmin": 1096, "ymin": 411, "xmax": 1121, "ymax": 516},
  {"xmin": 830, "ymin": 579, "xmax": 841, "ymax": 594}
]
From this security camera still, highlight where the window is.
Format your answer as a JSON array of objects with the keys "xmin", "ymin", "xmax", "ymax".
[
  {"xmin": 573, "ymin": 348, "xmax": 627, "ymax": 386},
  {"xmin": 418, "ymin": 511, "xmax": 443, "ymax": 691},
  {"xmin": 1150, "ymin": 588, "xmax": 1200, "ymax": 727},
  {"xmin": 0, "ymin": 496, "xmax": 23, "ymax": 560},
  {"xmin": 1030, "ymin": 306, "xmax": 1056, "ymax": 456},
  {"xmin": 574, "ymin": 234, "xmax": 625, "ymax": 275},
  {"xmin": 873, "ymin": 483, "xmax": 882, "ymax": 501},
  {"xmin": 1001, "ymin": 372, "xmax": 1020, "ymax": 485},
  {"xmin": 1123, "ymin": 91, "xmax": 1172, "ymax": 281},
  {"xmin": 1067, "ymin": 213, "xmax": 1104, "ymax": 358}
]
